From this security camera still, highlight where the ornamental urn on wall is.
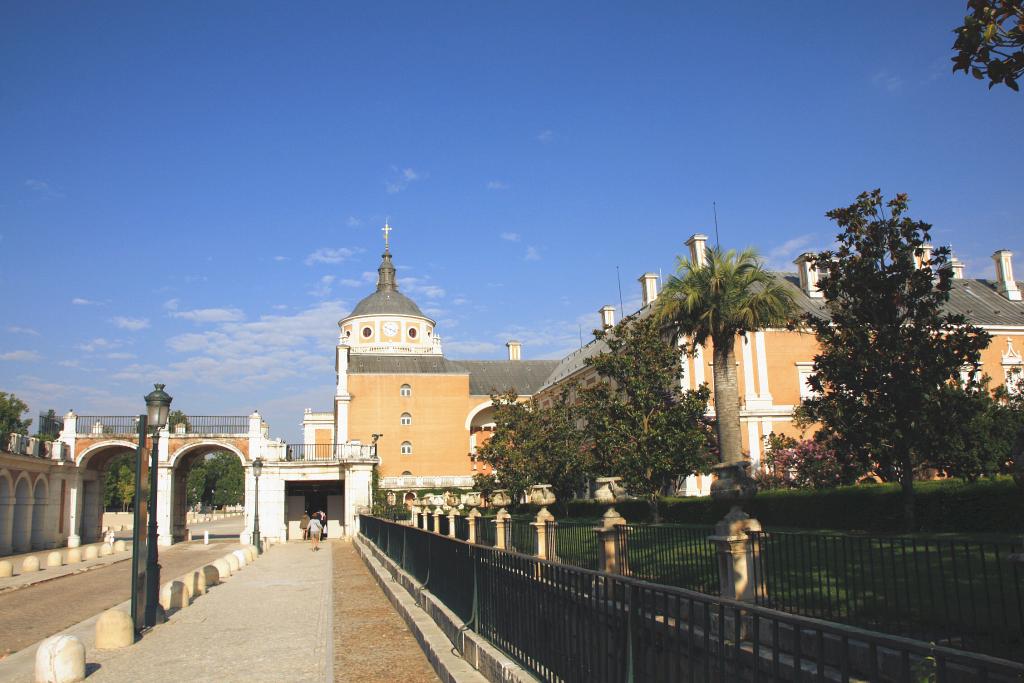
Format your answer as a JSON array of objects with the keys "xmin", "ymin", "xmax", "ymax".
[
  {"xmin": 463, "ymin": 491, "xmax": 483, "ymax": 507},
  {"xmin": 594, "ymin": 477, "xmax": 626, "ymax": 504},
  {"xmin": 490, "ymin": 489, "xmax": 511, "ymax": 508},
  {"xmin": 528, "ymin": 484, "xmax": 557, "ymax": 507}
]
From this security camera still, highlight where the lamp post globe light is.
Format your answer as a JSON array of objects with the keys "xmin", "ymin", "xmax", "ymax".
[
  {"xmin": 143, "ymin": 383, "xmax": 172, "ymax": 629},
  {"xmin": 252, "ymin": 457, "xmax": 263, "ymax": 553}
]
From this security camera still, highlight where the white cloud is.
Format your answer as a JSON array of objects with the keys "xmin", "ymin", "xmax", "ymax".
[
  {"xmin": 273, "ymin": 256, "xmax": 288, "ymax": 262},
  {"xmin": 163, "ymin": 298, "xmax": 179, "ymax": 311},
  {"xmin": 58, "ymin": 360, "xmax": 80, "ymax": 368},
  {"xmin": 398, "ymin": 276, "xmax": 445, "ymax": 299},
  {"xmin": 309, "ymin": 275, "xmax": 336, "ymax": 298},
  {"xmin": 305, "ymin": 247, "xmax": 359, "ymax": 266},
  {"xmin": 871, "ymin": 70, "xmax": 903, "ymax": 93},
  {"xmin": 500, "ymin": 232, "xmax": 521, "ymax": 242},
  {"xmin": 25, "ymin": 179, "xmax": 63, "ymax": 198},
  {"xmin": 525, "ymin": 246, "xmax": 541, "ymax": 261},
  {"xmin": 537, "ymin": 129, "xmax": 554, "ymax": 143},
  {"xmin": 340, "ymin": 278, "xmax": 364, "ymax": 287},
  {"xmin": 452, "ymin": 297, "xmax": 468, "ymax": 306},
  {"xmin": 112, "ymin": 316, "xmax": 150, "ymax": 331},
  {"xmin": 0, "ymin": 350, "xmax": 40, "ymax": 361},
  {"xmin": 170, "ymin": 308, "xmax": 245, "ymax": 323},
  {"xmin": 346, "ymin": 216, "xmax": 362, "ymax": 227},
  {"xmin": 71, "ymin": 297, "xmax": 98, "ymax": 305},
  {"xmin": 77, "ymin": 338, "xmax": 123, "ymax": 353},
  {"xmin": 762, "ymin": 234, "xmax": 821, "ymax": 271},
  {"xmin": 386, "ymin": 167, "xmax": 424, "ymax": 194},
  {"xmin": 487, "ymin": 180, "xmax": 510, "ymax": 190},
  {"xmin": 7, "ymin": 326, "xmax": 39, "ymax": 336},
  {"xmin": 106, "ymin": 352, "xmax": 136, "ymax": 360}
]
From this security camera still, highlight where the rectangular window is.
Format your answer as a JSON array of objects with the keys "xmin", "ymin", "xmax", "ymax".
[{"xmin": 796, "ymin": 363, "xmax": 816, "ymax": 399}]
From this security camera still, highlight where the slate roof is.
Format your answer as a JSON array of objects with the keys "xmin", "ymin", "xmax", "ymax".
[
  {"xmin": 349, "ymin": 289, "xmax": 427, "ymax": 319},
  {"xmin": 536, "ymin": 274, "xmax": 1024, "ymax": 393},
  {"xmin": 347, "ymin": 354, "xmax": 559, "ymax": 396}
]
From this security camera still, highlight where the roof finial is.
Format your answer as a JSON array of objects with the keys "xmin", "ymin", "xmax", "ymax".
[{"xmin": 382, "ymin": 220, "xmax": 392, "ymax": 253}]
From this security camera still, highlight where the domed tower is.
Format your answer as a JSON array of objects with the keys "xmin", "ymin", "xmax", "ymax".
[{"xmin": 337, "ymin": 229, "xmax": 441, "ymax": 356}]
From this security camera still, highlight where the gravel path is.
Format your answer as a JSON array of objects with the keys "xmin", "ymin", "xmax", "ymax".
[
  {"xmin": 333, "ymin": 541, "xmax": 440, "ymax": 682},
  {"xmin": 0, "ymin": 541, "xmax": 239, "ymax": 656}
]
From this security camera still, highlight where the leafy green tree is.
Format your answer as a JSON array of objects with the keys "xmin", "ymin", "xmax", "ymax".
[
  {"xmin": 0, "ymin": 391, "xmax": 31, "ymax": 436},
  {"xmin": 952, "ymin": 0, "xmax": 1023, "ymax": 91},
  {"xmin": 168, "ymin": 410, "xmax": 191, "ymax": 433},
  {"xmin": 186, "ymin": 460, "xmax": 208, "ymax": 508},
  {"xmin": 206, "ymin": 452, "xmax": 244, "ymax": 507},
  {"xmin": 475, "ymin": 391, "xmax": 542, "ymax": 508},
  {"xmin": 580, "ymin": 313, "xmax": 716, "ymax": 520},
  {"xmin": 103, "ymin": 453, "xmax": 135, "ymax": 510},
  {"xmin": 656, "ymin": 246, "xmax": 795, "ymax": 498},
  {"xmin": 799, "ymin": 190, "xmax": 991, "ymax": 530},
  {"xmin": 921, "ymin": 381, "xmax": 1016, "ymax": 482},
  {"xmin": 36, "ymin": 409, "xmax": 60, "ymax": 440}
]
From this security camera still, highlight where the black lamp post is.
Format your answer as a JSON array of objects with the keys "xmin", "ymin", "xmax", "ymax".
[
  {"xmin": 143, "ymin": 383, "xmax": 171, "ymax": 629},
  {"xmin": 251, "ymin": 457, "xmax": 263, "ymax": 553}
]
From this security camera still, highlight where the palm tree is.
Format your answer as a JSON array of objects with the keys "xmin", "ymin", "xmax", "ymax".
[{"xmin": 656, "ymin": 245, "xmax": 795, "ymax": 497}]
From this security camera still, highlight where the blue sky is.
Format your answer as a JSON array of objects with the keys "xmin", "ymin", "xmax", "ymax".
[{"xmin": 1, "ymin": 2, "xmax": 1020, "ymax": 442}]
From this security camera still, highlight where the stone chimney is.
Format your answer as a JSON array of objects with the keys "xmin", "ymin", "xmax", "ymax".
[
  {"xmin": 793, "ymin": 252, "xmax": 823, "ymax": 298},
  {"xmin": 639, "ymin": 273, "xmax": 659, "ymax": 307},
  {"xmin": 915, "ymin": 244, "xmax": 933, "ymax": 269},
  {"xmin": 685, "ymin": 234, "xmax": 709, "ymax": 268},
  {"xmin": 993, "ymin": 250, "xmax": 1022, "ymax": 301},
  {"xmin": 599, "ymin": 305, "xmax": 616, "ymax": 329},
  {"xmin": 950, "ymin": 257, "xmax": 965, "ymax": 280},
  {"xmin": 506, "ymin": 340, "xmax": 522, "ymax": 361}
]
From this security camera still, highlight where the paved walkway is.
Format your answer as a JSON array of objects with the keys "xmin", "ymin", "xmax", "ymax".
[{"xmin": 333, "ymin": 542, "xmax": 440, "ymax": 682}]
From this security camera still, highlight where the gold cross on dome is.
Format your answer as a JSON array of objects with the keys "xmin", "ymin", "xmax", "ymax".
[{"xmin": 382, "ymin": 221, "xmax": 392, "ymax": 251}]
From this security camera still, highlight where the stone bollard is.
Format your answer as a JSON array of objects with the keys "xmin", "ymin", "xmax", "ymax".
[
  {"xmin": 708, "ymin": 506, "xmax": 764, "ymax": 603},
  {"xmin": 447, "ymin": 508, "xmax": 460, "ymax": 539},
  {"xmin": 0, "ymin": 559, "xmax": 13, "ymax": 577},
  {"xmin": 232, "ymin": 549, "xmax": 248, "ymax": 568},
  {"xmin": 95, "ymin": 609, "xmax": 134, "ymax": 649},
  {"xmin": 185, "ymin": 529, "xmax": 192, "ymax": 543},
  {"xmin": 494, "ymin": 508, "xmax": 511, "ymax": 551},
  {"xmin": 224, "ymin": 553, "xmax": 240, "ymax": 573},
  {"xmin": 212, "ymin": 557, "xmax": 231, "ymax": 579},
  {"xmin": 594, "ymin": 507, "xmax": 629, "ymax": 575},
  {"xmin": 99, "ymin": 543, "xmax": 113, "ymax": 557},
  {"xmin": 467, "ymin": 508, "xmax": 481, "ymax": 544},
  {"xmin": 200, "ymin": 564, "xmax": 220, "ymax": 588},
  {"xmin": 532, "ymin": 507, "xmax": 556, "ymax": 560},
  {"xmin": 22, "ymin": 555, "xmax": 41, "ymax": 573},
  {"xmin": 188, "ymin": 568, "xmax": 207, "ymax": 596},
  {"xmin": 432, "ymin": 507, "xmax": 443, "ymax": 534},
  {"xmin": 83, "ymin": 546, "xmax": 98, "ymax": 561},
  {"xmin": 113, "ymin": 540, "xmax": 127, "ymax": 552},
  {"xmin": 204, "ymin": 530, "xmax": 209, "ymax": 545},
  {"xmin": 243, "ymin": 546, "xmax": 256, "ymax": 563},
  {"xmin": 65, "ymin": 548, "xmax": 81, "ymax": 564},
  {"xmin": 34, "ymin": 634, "xmax": 85, "ymax": 683},
  {"xmin": 46, "ymin": 551, "xmax": 63, "ymax": 568}
]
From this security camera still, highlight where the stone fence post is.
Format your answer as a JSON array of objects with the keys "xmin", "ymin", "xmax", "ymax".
[
  {"xmin": 432, "ymin": 507, "xmax": 443, "ymax": 534},
  {"xmin": 594, "ymin": 508, "xmax": 629, "ymax": 575},
  {"xmin": 467, "ymin": 508, "xmax": 481, "ymax": 544},
  {"xmin": 707, "ymin": 505, "xmax": 764, "ymax": 602},
  {"xmin": 447, "ymin": 508, "xmax": 459, "ymax": 539},
  {"xmin": 494, "ymin": 508, "xmax": 511, "ymax": 550},
  {"xmin": 532, "ymin": 507, "xmax": 556, "ymax": 560},
  {"xmin": 422, "ymin": 508, "xmax": 431, "ymax": 531}
]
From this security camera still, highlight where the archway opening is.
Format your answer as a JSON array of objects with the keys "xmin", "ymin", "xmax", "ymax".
[
  {"xmin": 170, "ymin": 445, "xmax": 245, "ymax": 542},
  {"xmin": 0, "ymin": 474, "xmax": 13, "ymax": 554},
  {"xmin": 12, "ymin": 477, "xmax": 32, "ymax": 553},
  {"xmin": 469, "ymin": 405, "xmax": 498, "ymax": 475},
  {"xmin": 30, "ymin": 478, "xmax": 48, "ymax": 549},
  {"xmin": 79, "ymin": 443, "xmax": 136, "ymax": 544}
]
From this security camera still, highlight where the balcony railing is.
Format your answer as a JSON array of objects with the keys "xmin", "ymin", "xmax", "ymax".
[
  {"xmin": 381, "ymin": 475, "xmax": 475, "ymax": 489},
  {"xmin": 76, "ymin": 416, "xmax": 141, "ymax": 436},
  {"xmin": 76, "ymin": 415, "xmax": 250, "ymax": 436},
  {"xmin": 284, "ymin": 443, "xmax": 377, "ymax": 462},
  {"xmin": 172, "ymin": 416, "xmax": 249, "ymax": 435}
]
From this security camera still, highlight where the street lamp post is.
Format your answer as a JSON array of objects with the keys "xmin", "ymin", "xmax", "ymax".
[
  {"xmin": 251, "ymin": 457, "xmax": 263, "ymax": 553},
  {"xmin": 143, "ymin": 383, "xmax": 172, "ymax": 629}
]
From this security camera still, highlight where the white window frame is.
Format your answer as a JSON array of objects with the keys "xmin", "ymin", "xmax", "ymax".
[
  {"xmin": 796, "ymin": 362, "xmax": 817, "ymax": 399},
  {"xmin": 401, "ymin": 441, "xmax": 413, "ymax": 455},
  {"xmin": 400, "ymin": 412, "xmax": 412, "ymax": 426},
  {"xmin": 400, "ymin": 384, "xmax": 412, "ymax": 397}
]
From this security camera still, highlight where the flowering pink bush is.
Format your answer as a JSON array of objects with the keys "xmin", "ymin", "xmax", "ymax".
[{"xmin": 760, "ymin": 434, "xmax": 859, "ymax": 490}]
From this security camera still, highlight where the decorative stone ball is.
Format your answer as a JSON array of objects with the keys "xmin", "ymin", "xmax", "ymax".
[
  {"xmin": 22, "ymin": 555, "xmax": 41, "ymax": 573},
  {"xmin": 34, "ymin": 634, "xmax": 85, "ymax": 683},
  {"xmin": 83, "ymin": 546, "xmax": 99, "ymax": 561},
  {"xmin": 46, "ymin": 552, "xmax": 63, "ymax": 568},
  {"xmin": 65, "ymin": 548, "xmax": 81, "ymax": 564},
  {"xmin": 0, "ymin": 560, "xmax": 13, "ymax": 578},
  {"xmin": 99, "ymin": 543, "xmax": 113, "ymax": 556},
  {"xmin": 113, "ymin": 540, "xmax": 127, "ymax": 552},
  {"xmin": 94, "ymin": 609, "xmax": 133, "ymax": 650}
]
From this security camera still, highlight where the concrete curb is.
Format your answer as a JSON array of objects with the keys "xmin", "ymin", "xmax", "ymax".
[{"xmin": 354, "ymin": 535, "xmax": 537, "ymax": 683}]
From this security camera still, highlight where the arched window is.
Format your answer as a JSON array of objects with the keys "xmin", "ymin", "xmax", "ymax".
[
  {"xmin": 401, "ymin": 441, "xmax": 413, "ymax": 455},
  {"xmin": 400, "ymin": 384, "xmax": 412, "ymax": 397},
  {"xmin": 401, "ymin": 470, "xmax": 412, "ymax": 476},
  {"xmin": 400, "ymin": 412, "xmax": 412, "ymax": 426}
]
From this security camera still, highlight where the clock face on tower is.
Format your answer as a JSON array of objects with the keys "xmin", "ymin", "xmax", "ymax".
[{"xmin": 383, "ymin": 322, "xmax": 399, "ymax": 336}]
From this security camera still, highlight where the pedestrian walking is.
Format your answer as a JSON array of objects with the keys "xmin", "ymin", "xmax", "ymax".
[
  {"xmin": 300, "ymin": 512, "xmax": 310, "ymax": 541},
  {"xmin": 308, "ymin": 512, "xmax": 323, "ymax": 551}
]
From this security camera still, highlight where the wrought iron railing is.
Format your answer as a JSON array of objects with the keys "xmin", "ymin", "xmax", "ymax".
[
  {"xmin": 76, "ymin": 416, "xmax": 140, "ymax": 435},
  {"xmin": 360, "ymin": 516, "xmax": 1024, "ymax": 683},
  {"xmin": 37, "ymin": 412, "xmax": 64, "ymax": 438},
  {"xmin": 552, "ymin": 521, "xmax": 600, "ymax": 571},
  {"xmin": 750, "ymin": 530, "xmax": 1024, "ymax": 661},
  {"xmin": 175, "ymin": 416, "xmax": 249, "ymax": 435},
  {"xmin": 284, "ymin": 443, "xmax": 377, "ymax": 462},
  {"xmin": 625, "ymin": 523, "xmax": 720, "ymax": 596}
]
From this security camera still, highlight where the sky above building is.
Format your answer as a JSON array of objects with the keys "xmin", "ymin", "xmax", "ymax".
[{"xmin": 1, "ymin": 3, "xmax": 1020, "ymax": 443}]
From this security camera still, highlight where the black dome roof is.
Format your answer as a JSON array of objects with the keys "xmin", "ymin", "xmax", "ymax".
[{"xmin": 344, "ymin": 249, "xmax": 430, "ymax": 321}]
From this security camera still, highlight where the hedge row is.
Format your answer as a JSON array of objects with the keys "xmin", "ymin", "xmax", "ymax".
[{"xmin": 551, "ymin": 478, "xmax": 1023, "ymax": 534}]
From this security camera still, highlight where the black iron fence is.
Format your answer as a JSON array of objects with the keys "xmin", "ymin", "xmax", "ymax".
[
  {"xmin": 38, "ymin": 412, "xmax": 64, "ymax": 438},
  {"xmin": 625, "ymin": 523, "xmax": 720, "ymax": 596},
  {"xmin": 76, "ymin": 416, "xmax": 140, "ymax": 435},
  {"xmin": 285, "ymin": 444, "xmax": 336, "ymax": 461},
  {"xmin": 750, "ymin": 530, "xmax": 1024, "ymax": 661},
  {"xmin": 176, "ymin": 416, "xmax": 249, "ymax": 435},
  {"xmin": 552, "ymin": 521, "xmax": 600, "ymax": 571},
  {"xmin": 510, "ymin": 518, "xmax": 534, "ymax": 554},
  {"xmin": 360, "ymin": 516, "xmax": 1024, "ymax": 683}
]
